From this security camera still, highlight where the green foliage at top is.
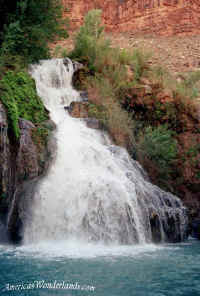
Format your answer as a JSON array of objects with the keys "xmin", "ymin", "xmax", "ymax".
[
  {"xmin": 0, "ymin": 71, "xmax": 49, "ymax": 138},
  {"xmin": 0, "ymin": 0, "xmax": 68, "ymax": 64}
]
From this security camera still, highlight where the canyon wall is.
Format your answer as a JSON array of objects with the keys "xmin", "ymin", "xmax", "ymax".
[{"xmin": 63, "ymin": 0, "xmax": 200, "ymax": 35}]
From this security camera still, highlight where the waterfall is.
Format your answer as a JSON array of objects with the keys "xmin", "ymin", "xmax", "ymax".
[{"xmin": 23, "ymin": 58, "xmax": 188, "ymax": 245}]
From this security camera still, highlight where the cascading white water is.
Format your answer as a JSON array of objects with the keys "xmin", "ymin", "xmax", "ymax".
[{"xmin": 23, "ymin": 58, "xmax": 187, "ymax": 245}]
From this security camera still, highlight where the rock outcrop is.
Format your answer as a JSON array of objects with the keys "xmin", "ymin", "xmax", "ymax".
[
  {"xmin": 63, "ymin": 0, "xmax": 200, "ymax": 36},
  {"xmin": 0, "ymin": 102, "xmax": 54, "ymax": 242}
]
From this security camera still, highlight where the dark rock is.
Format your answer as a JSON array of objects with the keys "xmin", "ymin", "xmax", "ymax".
[
  {"xmin": 18, "ymin": 118, "xmax": 35, "ymax": 130},
  {"xmin": 0, "ymin": 102, "xmax": 7, "ymax": 127},
  {"xmin": 80, "ymin": 91, "xmax": 88, "ymax": 102},
  {"xmin": 64, "ymin": 106, "xmax": 69, "ymax": 111},
  {"xmin": 0, "ymin": 220, "xmax": 9, "ymax": 243},
  {"xmin": 84, "ymin": 118, "xmax": 102, "ymax": 129},
  {"xmin": 17, "ymin": 119, "xmax": 39, "ymax": 181},
  {"xmin": 72, "ymin": 60, "xmax": 83, "ymax": 72},
  {"xmin": 63, "ymin": 58, "xmax": 83, "ymax": 72},
  {"xmin": 42, "ymin": 119, "xmax": 56, "ymax": 131},
  {"xmin": 0, "ymin": 111, "xmax": 54, "ymax": 243},
  {"xmin": 150, "ymin": 211, "xmax": 162, "ymax": 243},
  {"xmin": 0, "ymin": 103, "xmax": 12, "ymax": 207},
  {"xmin": 191, "ymin": 219, "xmax": 200, "ymax": 239}
]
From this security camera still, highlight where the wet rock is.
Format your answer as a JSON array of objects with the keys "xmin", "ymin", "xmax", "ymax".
[
  {"xmin": 0, "ymin": 102, "xmax": 7, "ymax": 127},
  {"xmin": 6, "ymin": 123, "xmax": 55, "ymax": 243},
  {"xmin": 150, "ymin": 211, "xmax": 162, "ymax": 243},
  {"xmin": 63, "ymin": 58, "xmax": 83, "ymax": 72},
  {"xmin": 191, "ymin": 219, "xmax": 200, "ymax": 239},
  {"xmin": 42, "ymin": 119, "xmax": 56, "ymax": 131},
  {"xmin": 0, "ymin": 103, "xmax": 12, "ymax": 206},
  {"xmin": 80, "ymin": 91, "xmax": 88, "ymax": 102},
  {"xmin": 84, "ymin": 118, "xmax": 102, "ymax": 129},
  {"xmin": 18, "ymin": 118, "xmax": 35, "ymax": 130},
  {"xmin": 64, "ymin": 106, "xmax": 69, "ymax": 111},
  {"xmin": 16, "ymin": 119, "xmax": 39, "ymax": 182},
  {"xmin": 0, "ymin": 220, "xmax": 9, "ymax": 243},
  {"xmin": 72, "ymin": 60, "xmax": 83, "ymax": 72}
]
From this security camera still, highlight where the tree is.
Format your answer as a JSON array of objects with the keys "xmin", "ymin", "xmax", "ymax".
[{"xmin": 0, "ymin": 0, "xmax": 68, "ymax": 63}]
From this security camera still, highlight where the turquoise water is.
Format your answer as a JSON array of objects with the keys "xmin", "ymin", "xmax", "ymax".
[{"xmin": 0, "ymin": 240, "xmax": 200, "ymax": 296}]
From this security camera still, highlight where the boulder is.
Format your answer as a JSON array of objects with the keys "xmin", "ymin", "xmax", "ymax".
[
  {"xmin": 80, "ymin": 91, "xmax": 88, "ymax": 102},
  {"xmin": 84, "ymin": 118, "xmax": 102, "ymax": 130},
  {"xmin": 68, "ymin": 101, "xmax": 89, "ymax": 118}
]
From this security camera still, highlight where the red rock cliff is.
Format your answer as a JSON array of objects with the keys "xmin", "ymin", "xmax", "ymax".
[{"xmin": 63, "ymin": 0, "xmax": 200, "ymax": 35}]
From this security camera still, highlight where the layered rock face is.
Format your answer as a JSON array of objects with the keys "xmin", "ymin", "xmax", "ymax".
[
  {"xmin": 63, "ymin": 0, "xmax": 200, "ymax": 36},
  {"xmin": 0, "ymin": 102, "xmax": 54, "ymax": 242}
]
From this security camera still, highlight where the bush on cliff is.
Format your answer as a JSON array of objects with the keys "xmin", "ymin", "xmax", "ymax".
[
  {"xmin": 137, "ymin": 125, "xmax": 178, "ymax": 185},
  {"xmin": 70, "ymin": 10, "xmax": 148, "ymax": 147}
]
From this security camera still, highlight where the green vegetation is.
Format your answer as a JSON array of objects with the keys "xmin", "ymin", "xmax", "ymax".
[
  {"xmin": 0, "ymin": 0, "xmax": 68, "ymax": 67},
  {"xmin": 175, "ymin": 71, "xmax": 200, "ymax": 100},
  {"xmin": 0, "ymin": 0, "xmax": 68, "ymax": 139},
  {"xmin": 70, "ymin": 10, "xmax": 142, "ymax": 147},
  {"xmin": 69, "ymin": 9, "xmax": 200, "ymax": 195},
  {"xmin": 69, "ymin": 9, "xmax": 105, "ymax": 71},
  {"xmin": 139, "ymin": 125, "xmax": 177, "ymax": 167},
  {"xmin": 150, "ymin": 65, "xmax": 200, "ymax": 103},
  {"xmin": 0, "ymin": 71, "xmax": 48, "ymax": 138},
  {"xmin": 86, "ymin": 75, "xmax": 135, "ymax": 148},
  {"xmin": 137, "ymin": 125, "xmax": 178, "ymax": 182}
]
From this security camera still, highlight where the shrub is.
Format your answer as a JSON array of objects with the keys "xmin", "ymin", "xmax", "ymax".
[
  {"xmin": 130, "ymin": 49, "xmax": 151, "ymax": 82},
  {"xmin": 137, "ymin": 125, "xmax": 178, "ymax": 179},
  {"xmin": 86, "ymin": 75, "xmax": 135, "ymax": 148},
  {"xmin": 175, "ymin": 71, "xmax": 200, "ymax": 99}
]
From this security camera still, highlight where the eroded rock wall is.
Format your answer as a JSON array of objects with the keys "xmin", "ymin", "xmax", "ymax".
[
  {"xmin": 63, "ymin": 0, "xmax": 200, "ymax": 36},
  {"xmin": 0, "ymin": 102, "xmax": 54, "ymax": 242}
]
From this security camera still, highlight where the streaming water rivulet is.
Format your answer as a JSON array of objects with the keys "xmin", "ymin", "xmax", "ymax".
[{"xmin": 23, "ymin": 58, "xmax": 188, "ymax": 245}]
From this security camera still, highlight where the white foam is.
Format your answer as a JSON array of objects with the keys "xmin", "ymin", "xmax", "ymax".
[{"xmin": 6, "ymin": 241, "xmax": 168, "ymax": 260}]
